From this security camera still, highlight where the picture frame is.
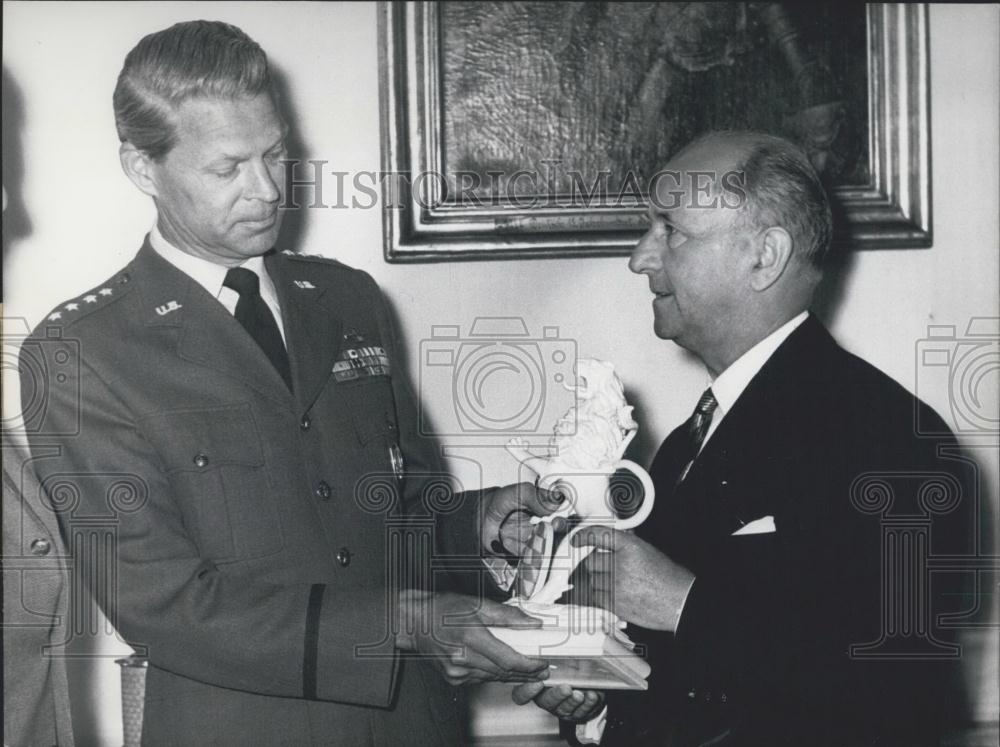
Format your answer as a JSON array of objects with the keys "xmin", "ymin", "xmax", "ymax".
[{"xmin": 378, "ymin": 2, "xmax": 931, "ymax": 262}]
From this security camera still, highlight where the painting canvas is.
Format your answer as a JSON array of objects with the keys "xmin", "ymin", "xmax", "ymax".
[{"xmin": 379, "ymin": 2, "xmax": 930, "ymax": 260}]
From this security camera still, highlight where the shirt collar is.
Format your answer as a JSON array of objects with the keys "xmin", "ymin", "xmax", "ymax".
[
  {"xmin": 149, "ymin": 223, "xmax": 277, "ymax": 305},
  {"xmin": 710, "ymin": 311, "xmax": 809, "ymax": 416}
]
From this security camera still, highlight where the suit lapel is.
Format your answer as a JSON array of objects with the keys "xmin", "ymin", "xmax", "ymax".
[
  {"xmin": 266, "ymin": 253, "xmax": 342, "ymax": 410},
  {"xmin": 648, "ymin": 317, "xmax": 836, "ymax": 562},
  {"xmin": 133, "ymin": 243, "xmax": 294, "ymax": 408}
]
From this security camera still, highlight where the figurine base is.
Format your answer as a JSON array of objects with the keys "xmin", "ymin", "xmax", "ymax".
[{"xmin": 488, "ymin": 603, "xmax": 650, "ymax": 690}]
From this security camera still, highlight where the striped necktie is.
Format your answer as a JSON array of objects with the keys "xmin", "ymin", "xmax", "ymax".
[{"xmin": 686, "ymin": 387, "xmax": 718, "ymax": 460}]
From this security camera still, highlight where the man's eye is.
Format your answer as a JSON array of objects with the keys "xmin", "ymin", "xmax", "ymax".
[{"xmin": 213, "ymin": 168, "xmax": 236, "ymax": 179}]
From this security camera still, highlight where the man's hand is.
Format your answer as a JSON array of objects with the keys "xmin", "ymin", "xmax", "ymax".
[
  {"xmin": 512, "ymin": 681, "xmax": 605, "ymax": 722},
  {"xmin": 573, "ymin": 526, "xmax": 695, "ymax": 632},
  {"xmin": 480, "ymin": 482, "xmax": 564, "ymax": 558},
  {"xmin": 396, "ymin": 590, "xmax": 550, "ymax": 686}
]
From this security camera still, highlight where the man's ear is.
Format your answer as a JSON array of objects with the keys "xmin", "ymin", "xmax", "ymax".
[
  {"xmin": 749, "ymin": 226, "xmax": 793, "ymax": 292},
  {"xmin": 119, "ymin": 142, "xmax": 160, "ymax": 198}
]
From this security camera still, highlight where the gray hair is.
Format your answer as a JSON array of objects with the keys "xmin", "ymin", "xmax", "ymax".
[
  {"xmin": 691, "ymin": 131, "xmax": 833, "ymax": 269},
  {"xmin": 113, "ymin": 20, "xmax": 277, "ymax": 160}
]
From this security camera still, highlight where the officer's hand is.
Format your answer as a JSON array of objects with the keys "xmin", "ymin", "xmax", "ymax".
[
  {"xmin": 396, "ymin": 590, "xmax": 550, "ymax": 686},
  {"xmin": 481, "ymin": 482, "xmax": 565, "ymax": 558},
  {"xmin": 573, "ymin": 526, "xmax": 695, "ymax": 632},
  {"xmin": 512, "ymin": 681, "xmax": 605, "ymax": 722}
]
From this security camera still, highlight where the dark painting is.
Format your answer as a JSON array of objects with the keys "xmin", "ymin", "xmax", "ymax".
[
  {"xmin": 380, "ymin": 3, "xmax": 929, "ymax": 259},
  {"xmin": 439, "ymin": 2, "xmax": 867, "ymax": 200}
]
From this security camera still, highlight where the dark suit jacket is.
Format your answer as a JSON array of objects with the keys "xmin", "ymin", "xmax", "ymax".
[
  {"xmin": 604, "ymin": 316, "xmax": 974, "ymax": 747},
  {"xmin": 21, "ymin": 242, "xmax": 466, "ymax": 746},
  {"xmin": 3, "ymin": 435, "xmax": 75, "ymax": 746}
]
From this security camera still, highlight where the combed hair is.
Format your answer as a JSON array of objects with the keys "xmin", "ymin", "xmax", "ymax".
[
  {"xmin": 113, "ymin": 20, "xmax": 276, "ymax": 160},
  {"xmin": 692, "ymin": 131, "xmax": 833, "ymax": 268}
]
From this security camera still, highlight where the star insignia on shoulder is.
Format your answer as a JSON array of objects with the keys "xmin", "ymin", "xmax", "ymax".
[
  {"xmin": 98, "ymin": 288, "xmax": 113, "ymax": 296},
  {"xmin": 83, "ymin": 295, "xmax": 98, "ymax": 303},
  {"xmin": 65, "ymin": 302, "xmax": 79, "ymax": 311},
  {"xmin": 48, "ymin": 312, "xmax": 63, "ymax": 321}
]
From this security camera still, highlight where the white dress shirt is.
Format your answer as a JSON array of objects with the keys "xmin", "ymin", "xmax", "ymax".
[
  {"xmin": 701, "ymin": 311, "xmax": 809, "ymax": 450},
  {"xmin": 149, "ymin": 224, "xmax": 287, "ymax": 343}
]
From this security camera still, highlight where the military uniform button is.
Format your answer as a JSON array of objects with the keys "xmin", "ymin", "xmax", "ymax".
[
  {"xmin": 315, "ymin": 481, "xmax": 332, "ymax": 500},
  {"xmin": 30, "ymin": 538, "xmax": 51, "ymax": 556},
  {"xmin": 336, "ymin": 547, "xmax": 352, "ymax": 567},
  {"xmin": 193, "ymin": 453, "xmax": 209, "ymax": 468},
  {"xmin": 300, "ymin": 415, "xmax": 311, "ymax": 431},
  {"xmin": 119, "ymin": 273, "xmax": 131, "ymax": 284}
]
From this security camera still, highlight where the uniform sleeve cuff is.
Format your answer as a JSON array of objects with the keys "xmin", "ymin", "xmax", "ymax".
[{"xmin": 312, "ymin": 586, "xmax": 399, "ymax": 706}]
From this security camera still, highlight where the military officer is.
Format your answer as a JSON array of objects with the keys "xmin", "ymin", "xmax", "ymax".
[{"xmin": 20, "ymin": 20, "xmax": 556, "ymax": 745}]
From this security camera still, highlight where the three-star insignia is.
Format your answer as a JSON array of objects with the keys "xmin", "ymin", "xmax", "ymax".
[{"xmin": 45, "ymin": 287, "xmax": 116, "ymax": 325}]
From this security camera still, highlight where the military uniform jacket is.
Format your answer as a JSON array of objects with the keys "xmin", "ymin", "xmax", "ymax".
[
  {"xmin": 22, "ymin": 242, "xmax": 466, "ymax": 745},
  {"xmin": 3, "ymin": 435, "xmax": 75, "ymax": 747}
]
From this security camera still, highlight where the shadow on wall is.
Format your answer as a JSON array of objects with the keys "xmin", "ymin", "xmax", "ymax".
[{"xmin": 3, "ymin": 67, "xmax": 33, "ymax": 270}]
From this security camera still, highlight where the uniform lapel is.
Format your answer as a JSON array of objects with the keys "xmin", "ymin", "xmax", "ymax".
[
  {"xmin": 265, "ymin": 252, "xmax": 342, "ymax": 410},
  {"xmin": 132, "ymin": 242, "xmax": 295, "ymax": 408}
]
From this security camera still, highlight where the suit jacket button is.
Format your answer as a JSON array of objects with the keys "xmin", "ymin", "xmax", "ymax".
[
  {"xmin": 300, "ymin": 415, "xmax": 311, "ymax": 431},
  {"xmin": 336, "ymin": 547, "xmax": 352, "ymax": 567},
  {"xmin": 193, "ymin": 453, "xmax": 209, "ymax": 468},
  {"xmin": 315, "ymin": 481, "xmax": 332, "ymax": 500},
  {"xmin": 30, "ymin": 538, "xmax": 51, "ymax": 556}
]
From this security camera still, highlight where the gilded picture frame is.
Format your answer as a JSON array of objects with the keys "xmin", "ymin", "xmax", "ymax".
[{"xmin": 378, "ymin": 2, "xmax": 930, "ymax": 262}]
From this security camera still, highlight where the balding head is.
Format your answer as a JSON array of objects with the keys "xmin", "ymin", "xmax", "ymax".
[
  {"xmin": 677, "ymin": 131, "xmax": 833, "ymax": 271},
  {"xmin": 631, "ymin": 130, "xmax": 832, "ymax": 374}
]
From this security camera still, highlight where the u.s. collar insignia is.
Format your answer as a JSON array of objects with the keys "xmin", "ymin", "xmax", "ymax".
[
  {"xmin": 293, "ymin": 280, "xmax": 316, "ymax": 289},
  {"xmin": 332, "ymin": 343, "xmax": 391, "ymax": 382},
  {"xmin": 155, "ymin": 300, "xmax": 183, "ymax": 316}
]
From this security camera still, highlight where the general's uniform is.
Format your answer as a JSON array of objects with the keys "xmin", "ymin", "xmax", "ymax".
[
  {"xmin": 604, "ymin": 316, "xmax": 974, "ymax": 747},
  {"xmin": 21, "ymin": 241, "xmax": 467, "ymax": 745}
]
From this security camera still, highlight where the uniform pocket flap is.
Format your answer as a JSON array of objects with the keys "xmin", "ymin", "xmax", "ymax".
[{"xmin": 139, "ymin": 403, "xmax": 264, "ymax": 472}]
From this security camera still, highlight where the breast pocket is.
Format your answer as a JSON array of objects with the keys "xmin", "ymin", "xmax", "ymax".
[{"xmin": 139, "ymin": 403, "xmax": 283, "ymax": 562}]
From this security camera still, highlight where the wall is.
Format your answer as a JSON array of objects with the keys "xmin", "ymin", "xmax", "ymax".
[{"xmin": 3, "ymin": 2, "xmax": 997, "ymax": 744}]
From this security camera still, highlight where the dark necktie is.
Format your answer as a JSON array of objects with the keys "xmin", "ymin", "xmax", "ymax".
[
  {"xmin": 223, "ymin": 267, "xmax": 292, "ymax": 390},
  {"xmin": 685, "ymin": 387, "xmax": 718, "ymax": 462}
]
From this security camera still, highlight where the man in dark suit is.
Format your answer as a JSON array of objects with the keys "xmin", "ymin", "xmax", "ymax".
[
  {"xmin": 516, "ymin": 131, "xmax": 973, "ymax": 745},
  {"xmin": 19, "ymin": 20, "xmax": 555, "ymax": 746}
]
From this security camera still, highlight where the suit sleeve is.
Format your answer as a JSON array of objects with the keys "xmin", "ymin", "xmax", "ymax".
[{"xmin": 22, "ymin": 333, "xmax": 397, "ymax": 707}]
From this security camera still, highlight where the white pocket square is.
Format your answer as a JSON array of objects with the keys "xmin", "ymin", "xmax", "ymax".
[{"xmin": 732, "ymin": 515, "xmax": 776, "ymax": 535}]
